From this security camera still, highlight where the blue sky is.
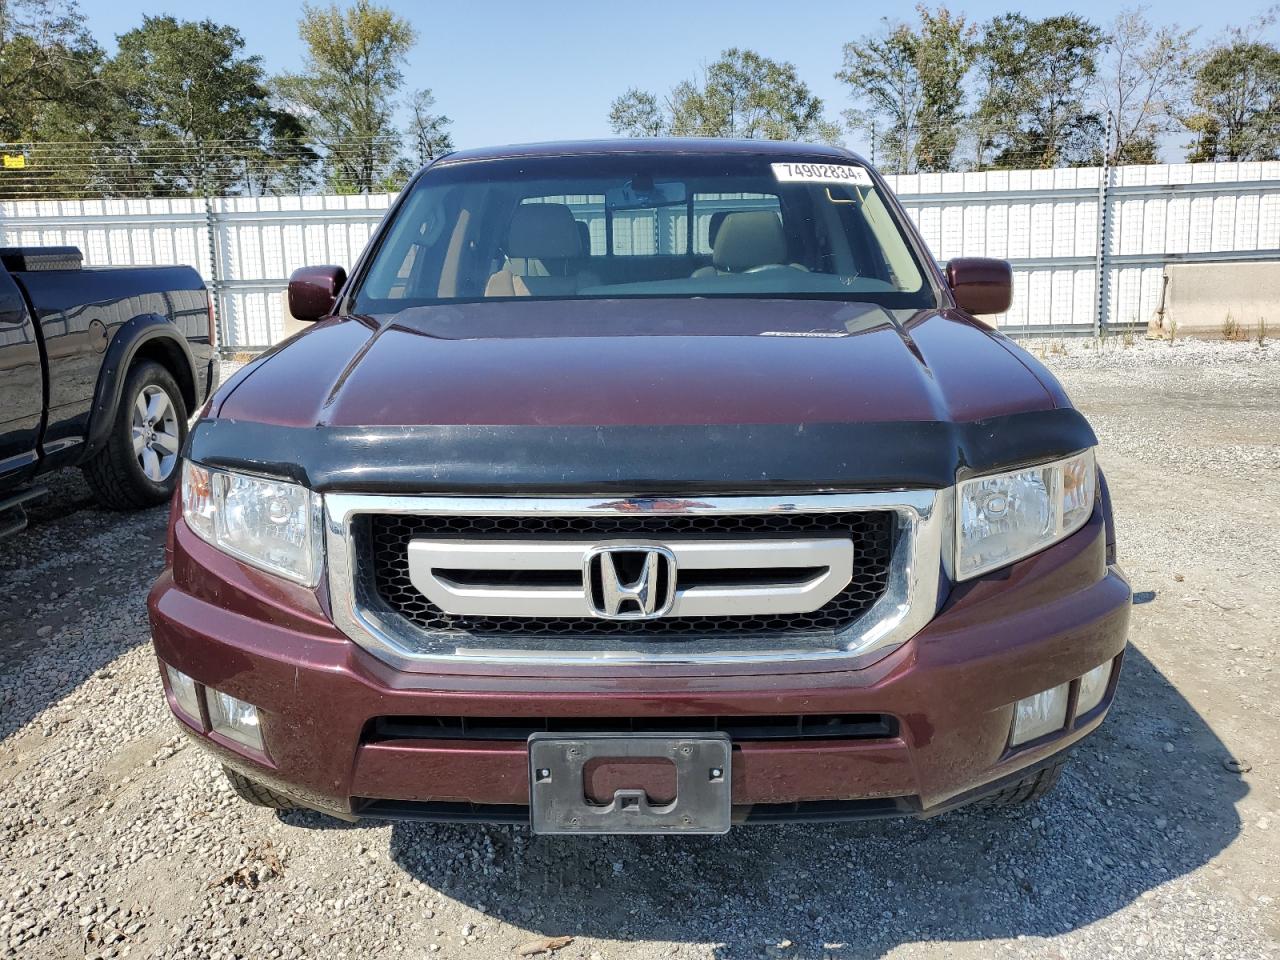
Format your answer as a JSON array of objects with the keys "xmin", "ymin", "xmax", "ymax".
[{"xmin": 78, "ymin": 0, "xmax": 1279, "ymax": 157}]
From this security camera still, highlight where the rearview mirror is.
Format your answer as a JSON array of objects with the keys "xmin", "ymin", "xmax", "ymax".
[
  {"xmin": 605, "ymin": 178, "xmax": 687, "ymax": 211},
  {"xmin": 945, "ymin": 258, "xmax": 1012, "ymax": 316},
  {"xmin": 288, "ymin": 265, "xmax": 347, "ymax": 322}
]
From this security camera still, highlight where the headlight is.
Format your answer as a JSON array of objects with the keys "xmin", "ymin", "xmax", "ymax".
[
  {"xmin": 956, "ymin": 448, "xmax": 1096, "ymax": 580},
  {"xmin": 182, "ymin": 461, "xmax": 323, "ymax": 586}
]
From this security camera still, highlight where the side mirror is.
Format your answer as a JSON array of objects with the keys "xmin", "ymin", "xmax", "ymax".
[
  {"xmin": 288, "ymin": 265, "xmax": 347, "ymax": 322},
  {"xmin": 945, "ymin": 257, "xmax": 1012, "ymax": 316}
]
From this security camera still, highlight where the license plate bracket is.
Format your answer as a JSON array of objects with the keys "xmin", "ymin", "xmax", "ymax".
[{"xmin": 528, "ymin": 733, "xmax": 732, "ymax": 835}]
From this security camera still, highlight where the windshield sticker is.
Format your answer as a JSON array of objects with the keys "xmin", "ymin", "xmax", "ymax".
[{"xmin": 771, "ymin": 162, "xmax": 873, "ymax": 186}]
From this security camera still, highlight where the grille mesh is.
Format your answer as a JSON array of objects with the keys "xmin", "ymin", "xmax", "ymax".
[{"xmin": 361, "ymin": 512, "xmax": 895, "ymax": 637}]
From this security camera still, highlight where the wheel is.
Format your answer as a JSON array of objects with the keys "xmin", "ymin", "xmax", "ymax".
[
  {"xmin": 83, "ymin": 360, "xmax": 188, "ymax": 510},
  {"xmin": 972, "ymin": 757, "xmax": 1066, "ymax": 810},
  {"xmin": 223, "ymin": 766, "xmax": 297, "ymax": 810}
]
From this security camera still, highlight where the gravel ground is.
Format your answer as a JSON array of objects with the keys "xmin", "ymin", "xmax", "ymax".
[{"xmin": 1, "ymin": 340, "xmax": 1278, "ymax": 960}]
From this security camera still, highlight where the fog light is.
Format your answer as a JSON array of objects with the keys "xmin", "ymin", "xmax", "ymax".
[
  {"xmin": 1010, "ymin": 683, "xmax": 1069, "ymax": 746},
  {"xmin": 206, "ymin": 688, "xmax": 263, "ymax": 751},
  {"xmin": 164, "ymin": 665, "xmax": 201, "ymax": 722},
  {"xmin": 1077, "ymin": 660, "xmax": 1113, "ymax": 715}
]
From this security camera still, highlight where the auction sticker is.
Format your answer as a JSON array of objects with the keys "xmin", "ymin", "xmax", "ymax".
[{"xmin": 772, "ymin": 162, "xmax": 873, "ymax": 186}]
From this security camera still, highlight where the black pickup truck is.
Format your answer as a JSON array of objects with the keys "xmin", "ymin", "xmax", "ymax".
[{"xmin": 0, "ymin": 246, "xmax": 217, "ymax": 537}]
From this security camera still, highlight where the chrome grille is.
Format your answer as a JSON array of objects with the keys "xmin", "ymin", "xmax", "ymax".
[
  {"xmin": 323, "ymin": 492, "xmax": 948, "ymax": 668},
  {"xmin": 360, "ymin": 512, "xmax": 894, "ymax": 636}
]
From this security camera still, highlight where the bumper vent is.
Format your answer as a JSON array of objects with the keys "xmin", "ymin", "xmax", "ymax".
[
  {"xmin": 360, "ymin": 511, "xmax": 894, "ymax": 637},
  {"xmin": 367, "ymin": 713, "xmax": 898, "ymax": 743},
  {"xmin": 354, "ymin": 796, "xmax": 915, "ymax": 824}
]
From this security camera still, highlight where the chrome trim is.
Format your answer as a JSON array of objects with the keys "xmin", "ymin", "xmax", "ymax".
[
  {"xmin": 324, "ymin": 491, "xmax": 951, "ymax": 669},
  {"xmin": 406, "ymin": 537, "xmax": 853, "ymax": 620}
]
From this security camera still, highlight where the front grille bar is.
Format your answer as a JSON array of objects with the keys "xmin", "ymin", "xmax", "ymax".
[{"xmin": 405, "ymin": 537, "xmax": 855, "ymax": 619}]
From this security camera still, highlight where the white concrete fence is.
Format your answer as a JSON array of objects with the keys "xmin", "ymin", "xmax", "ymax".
[{"xmin": 0, "ymin": 160, "xmax": 1277, "ymax": 350}]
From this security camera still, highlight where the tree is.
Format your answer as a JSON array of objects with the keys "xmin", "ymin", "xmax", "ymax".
[
  {"xmin": 1182, "ymin": 14, "xmax": 1280, "ymax": 162},
  {"xmin": 608, "ymin": 88, "xmax": 665, "ymax": 137},
  {"xmin": 835, "ymin": 5, "xmax": 975, "ymax": 173},
  {"xmin": 274, "ymin": 0, "xmax": 415, "ymax": 193},
  {"xmin": 609, "ymin": 49, "xmax": 842, "ymax": 144},
  {"xmin": 405, "ymin": 88, "xmax": 453, "ymax": 166},
  {"xmin": 241, "ymin": 111, "xmax": 321, "ymax": 196},
  {"xmin": 973, "ymin": 14, "xmax": 1106, "ymax": 169},
  {"xmin": 0, "ymin": 0, "xmax": 111, "ymax": 197},
  {"xmin": 0, "ymin": 0, "xmax": 104, "ymax": 140},
  {"xmin": 105, "ymin": 15, "xmax": 312, "ymax": 196},
  {"xmin": 1094, "ymin": 8, "xmax": 1198, "ymax": 164}
]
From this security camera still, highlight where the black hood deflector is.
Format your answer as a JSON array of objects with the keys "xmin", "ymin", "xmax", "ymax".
[{"xmin": 186, "ymin": 409, "xmax": 1096, "ymax": 494}]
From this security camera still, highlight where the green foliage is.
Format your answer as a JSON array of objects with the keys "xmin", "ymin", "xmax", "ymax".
[
  {"xmin": 2, "ymin": 0, "xmax": 1276, "ymax": 201},
  {"xmin": 105, "ymin": 15, "xmax": 313, "ymax": 196},
  {"xmin": 610, "ymin": 49, "xmax": 841, "ymax": 144},
  {"xmin": 1113, "ymin": 135, "xmax": 1159, "ymax": 165},
  {"xmin": 609, "ymin": 88, "xmax": 665, "ymax": 138},
  {"xmin": 835, "ymin": 5, "xmax": 975, "ymax": 174},
  {"xmin": 973, "ymin": 14, "xmax": 1105, "ymax": 169},
  {"xmin": 672, "ymin": 49, "xmax": 842, "ymax": 142},
  {"xmin": 274, "ymin": 0, "xmax": 417, "ymax": 193},
  {"xmin": 1183, "ymin": 36, "xmax": 1280, "ymax": 161},
  {"xmin": 0, "ymin": 0, "xmax": 103, "ymax": 139},
  {"xmin": 0, "ymin": 0, "xmax": 107, "ymax": 197}
]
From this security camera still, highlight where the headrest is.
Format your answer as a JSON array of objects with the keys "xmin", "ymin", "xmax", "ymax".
[
  {"xmin": 707, "ymin": 211, "xmax": 729, "ymax": 248},
  {"xmin": 575, "ymin": 220, "xmax": 592, "ymax": 257},
  {"xmin": 712, "ymin": 211, "xmax": 788, "ymax": 272},
  {"xmin": 506, "ymin": 203, "xmax": 582, "ymax": 259}
]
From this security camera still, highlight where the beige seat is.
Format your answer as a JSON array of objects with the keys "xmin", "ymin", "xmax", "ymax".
[
  {"xmin": 485, "ymin": 204, "xmax": 598, "ymax": 297},
  {"xmin": 692, "ymin": 210, "xmax": 789, "ymax": 278}
]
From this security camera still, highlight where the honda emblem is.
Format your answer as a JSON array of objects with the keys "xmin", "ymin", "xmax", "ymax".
[{"xmin": 584, "ymin": 545, "xmax": 677, "ymax": 620}]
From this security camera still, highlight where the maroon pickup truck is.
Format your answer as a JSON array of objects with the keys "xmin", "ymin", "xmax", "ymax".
[{"xmin": 149, "ymin": 139, "xmax": 1130, "ymax": 834}]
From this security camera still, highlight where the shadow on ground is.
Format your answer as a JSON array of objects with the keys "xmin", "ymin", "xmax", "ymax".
[
  {"xmin": 357, "ymin": 644, "xmax": 1246, "ymax": 959},
  {"xmin": 0, "ymin": 468, "xmax": 168, "ymax": 741}
]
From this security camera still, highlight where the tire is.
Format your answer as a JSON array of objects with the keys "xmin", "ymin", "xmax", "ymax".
[
  {"xmin": 223, "ymin": 766, "xmax": 297, "ymax": 810},
  {"xmin": 83, "ymin": 360, "xmax": 188, "ymax": 510},
  {"xmin": 972, "ymin": 757, "xmax": 1066, "ymax": 810}
]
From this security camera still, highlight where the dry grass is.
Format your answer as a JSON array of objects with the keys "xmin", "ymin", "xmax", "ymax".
[{"xmin": 1222, "ymin": 313, "xmax": 1249, "ymax": 342}]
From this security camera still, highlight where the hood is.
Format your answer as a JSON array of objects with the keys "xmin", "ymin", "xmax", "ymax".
[
  {"xmin": 216, "ymin": 298, "xmax": 1058, "ymax": 428},
  {"xmin": 197, "ymin": 299, "xmax": 1092, "ymax": 494}
]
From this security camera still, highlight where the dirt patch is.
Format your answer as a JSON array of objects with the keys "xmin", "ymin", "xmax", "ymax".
[{"xmin": 1, "ymin": 344, "xmax": 1276, "ymax": 959}]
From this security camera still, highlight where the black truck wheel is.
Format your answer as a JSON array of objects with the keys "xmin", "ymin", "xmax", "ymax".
[
  {"xmin": 973, "ymin": 757, "xmax": 1067, "ymax": 810},
  {"xmin": 83, "ymin": 360, "xmax": 188, "ymax": 510},
  {"xmin": 223, "ymin": 767, "xmax": 297, "ymax": 809}
]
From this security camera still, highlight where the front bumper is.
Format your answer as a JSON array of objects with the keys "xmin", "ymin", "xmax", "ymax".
[{"xmin": 149, "ymin": 504, "xmax": 1130, "ymax": 823}]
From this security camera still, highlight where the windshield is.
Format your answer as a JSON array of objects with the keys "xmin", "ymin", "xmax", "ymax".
[{"xmin": 350, "ymin": 153, "xmax": 937, "ymax": 314}]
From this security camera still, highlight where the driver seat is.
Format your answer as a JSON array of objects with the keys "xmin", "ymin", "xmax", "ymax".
[
  {"xmin": 485, "ymin": 203, "xmax": 598, "ymax": 297},
  {"xmin": 692, "ymin": 210, "xmax": 789, "ymax": 277}
]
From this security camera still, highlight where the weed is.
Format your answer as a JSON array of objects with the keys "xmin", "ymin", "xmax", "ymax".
[{"xmin": 1222, "ymin": 312, "xmax": 1248, "ymax": 342}]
